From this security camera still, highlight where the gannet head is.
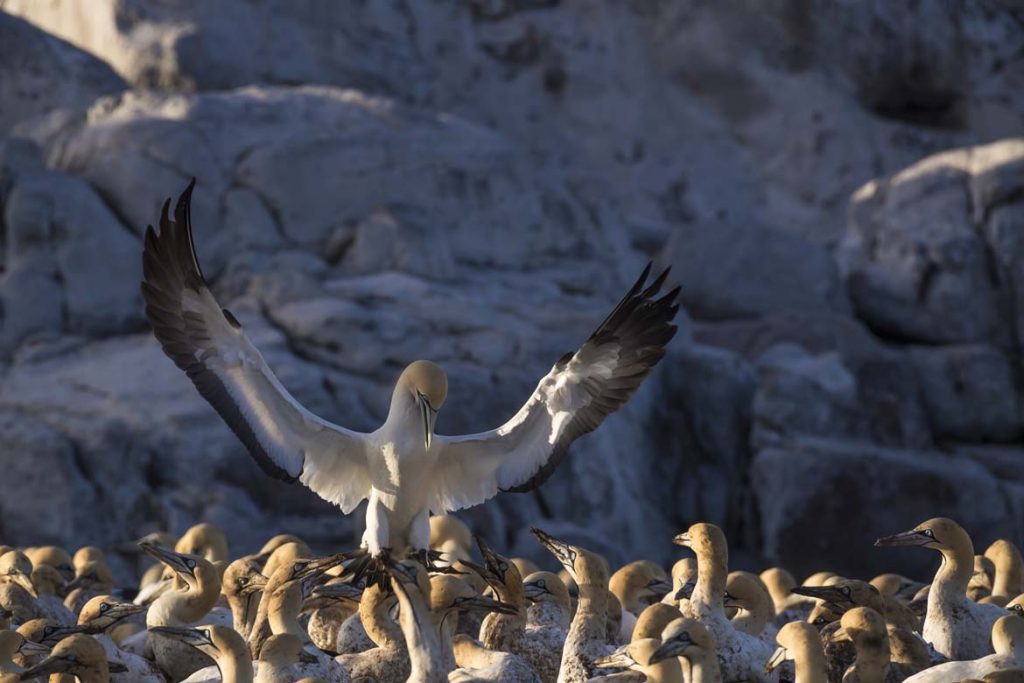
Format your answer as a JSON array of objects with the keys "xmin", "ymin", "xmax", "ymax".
[
  {"xmin": 395, "ymin": 360, "xmax": 448, "ymax": 450},
  {"xmin": 669, "ymin": 558, "xmax": 697, "ymax": 602},
  {"xmin": 148, "ymin": 625, "xmax": 222, "ymax": 659},
  {"xmin": 522, "ymin": 571, "xmax": 570, "ymax": 608},
  {"xmin": 429, "ymin": 574, "xmax": 518, "ymax": 617},
  {"xmin": 767, "ymin": 620, "xmax": 820, "ymax": 673},
  {"xmin": 633, "ymin": 603, "xmax": 683, "ymax": 641},
  {"xmin": 530, "ymin": 528, "xmax": 608, "ymax": 586},
  {"xmin": 0, "ymin": 631, "xmax": 48, "ymax": 661},
  {"xmin": 594, "ymin": 639, "xmax": 652, "ymax": 671},
  {"xmin": 17, "ymin": 633, "xmax": 105, "ymax": 679},
  {"xmin": 78, "ymin": 595, "xmax": 146, "ymax": 633},
  {"xmin": 175, "ymin": 522, "xmax": 229, "ymax": 563},
  {"xmin": 875, "ymin": 517, "xmax": 972, "ymax": 555},
  {"xmin": 222, "ymin": 558, "xmax": 268, "ymax": 599},
  {"xmin": 24, "ymin": 547, "xmax": 75, "ymax": 584},
  {"xmin": 649, "ymin": 617, "xmax": 713, "ymax": 664},
  {"xmin": 16, "ymin": 619, "xmax": 88, "ymax": 647},
  {"xmin": 0, "ymin": 551, "xmax": 37, "ymax": 598},
  {"xmin": 429, "ymin": 515, "xmax": 473, "ymax": 564},
  {"xmin": 673, "ymin": 523, "xmax": 727, "ymax": 563},
  {"xmin": 468, "ymin": 535, "xmax": 521, "ymax": 593},
  {"xmin": 610, "ymin": 561, "xmax": 671, "ymax": 611},
  {"xmin": 1007, "ymin": 593, "xmax": 1024, "ymax": 618},
  {"xmin": 138, "ymin": 541, "xmax": 210, "ymax": 588},
  {"xmin": 993, "ymin": 614, "xmax": 1024, "ymax": 656},
  {"xmin": 792, "ymin": 578, "xmax": 878, "ymax": 613}
]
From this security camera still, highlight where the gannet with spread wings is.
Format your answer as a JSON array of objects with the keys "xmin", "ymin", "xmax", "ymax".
[{"xmin": 141, "ymin": 180, "xmax": 680, "ymax": 564}]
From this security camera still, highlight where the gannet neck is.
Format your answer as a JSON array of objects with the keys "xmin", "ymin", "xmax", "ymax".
[
  {"xmin": 841, "ymin": 607, "xmax": 890, "ymax": 683},
  {"xmin": 776, "ymin": 621, "xmax": 827, "ymax": 683},
  {"xmin": 686, "ymin": 650, "xmax": 722, "ymax": 683},
  {"xmin": 687, "ymin": 525, "xmax": 728, "ymax": 615},
  {"xmin": 360, "ymin": 584, "xmax": 403, "ymax": 648},
  {"xmin": 213, "ymin": 627, "xmax": 255, "ymax": 683},
  {"xmin": 267, "ymin": 582, "xmax": 304, "ymax": 639},
  {"xmin": 391, "ymin": 566, "xmax": 447, "ymax": 683}
]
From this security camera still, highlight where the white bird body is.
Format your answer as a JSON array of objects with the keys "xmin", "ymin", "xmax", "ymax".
[{"xmin": 141, "ymin": 181, "xmax": 679, "ymax": 560}]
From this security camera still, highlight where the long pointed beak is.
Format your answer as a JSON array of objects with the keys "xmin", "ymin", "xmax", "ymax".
[
  {"xmin": 875, "ymin": 530, "xmax": 929, "ymax": 547},
  {"xmin": 530, "ymin": 528, "xmax": 576, "ymax": 574},
  {"xmin": 20, "ymin": 653, "xmax": 76, "ymax": 677},
  {"xmin": 17, "ymin": 640, "xmax": 50, "ymax": 658},
  {"xmin": 461, "ymin": 595, "xmax": 519, "ymax": 615},
  {"xmin": 647, "ymin": 578, "xmax": 672, "ymax": 599},
  {"xmin": 138, "ymin": 541, "xmax": 193, "ymax": 577},
  {"xmin": 649, "ymin": 639, "xmax": 685, "ymax": 665},
  {"xmin": 673, "ymin": 531, "xmax": 692, "ymax": 547},
  {"xmin": 594, "ymin": 648, "xmax": 634, "ymax": 669},
  {"xmin": 792, "ymin": 586, "xmax": 842, "ymax": 602},
  {"xmin": 833, "ymin": 626, "xmax": 851, "ymax": 642},
  {"xmin": 12, "ymin": 573, "xmax": 37, "ymax": 597},
  {"xmin": 419, "ymin": 394, "xmax": 434, "ymax": 450},
  {"xmin": 765, "ymin": 646, "xmax": 787, "ymax": 673},
  {"xmin": 674, "ymin": 579, "xmax": 695, "ymax": 601}
]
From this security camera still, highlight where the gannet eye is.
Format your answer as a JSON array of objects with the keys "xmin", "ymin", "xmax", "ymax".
[
  {"xmin": 840, "ymin": 586, "xmax": 851, "ymax": 597},
  {"xmin": 498, "ymin": 562, "xmax": 508, "ymax": 572},
  {"xmin": 100, "ymin": 603, "xmax": 110, "ymax": 613},
  {"xmin": 186, "ymin": 559, "xmax": 196, "ymax": 570},
  {"xmin": 537, "ymin": 579, "xmax": 546, "ymax": 588},
  {"xmin": 920, "ymin": 529, "xmax": 934, "ymax": 539}
]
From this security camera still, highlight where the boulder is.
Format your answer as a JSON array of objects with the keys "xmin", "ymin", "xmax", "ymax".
[
  {"xmin": 753, "ymin": 437, "xmax": 1024, "ymax": 579},
  {"xmin": 837, "ymin": 139, "xmax": 1024, "ymax": 347},
  {"xmin": 0, "ymin": 12, "xmax": 125, "ymax": 134}
]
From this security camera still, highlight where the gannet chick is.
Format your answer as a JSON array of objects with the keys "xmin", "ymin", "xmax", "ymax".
[
  {"xmin": 77, "ymin": 595, "xmax": 161, "ymax": 683},
  {"xmin": 257, "ymin": 632, "xmax": 348, "ymax": 683},
  {"xmin": 140, "ymin": 541, "xmax": 225, "ymax": 681},
  {"xmin": 595, "ymin": 637, "xmax": 684, "ymax": 683},
  {"xmin": 901, "ymin": 614, "xmax": 1024, "ymax": 682},
  {"xmin": 28, "ymin": 565, "xmax": 75, "ymax": 625},
  {"xmin": 430, "ymin": 574, "xmax": 518, "ymax": 674},
  {"xmin": 610, "ymin": 561, "xmax": 672, "ymax": 618},
  {"xmin": 152, "ymin": 625, "xmax": 254, "ymax": 683},
  {"xmin": 532, "ymin": 528, "xmax": 611, "ymax": 683},
  {"xmin": 449, "ymin": 634, "xmax": 541, "ymax": 682},
  {"xmin": 724, "ymin": 572, "xmax": 775, "ymax": 640},
  {"xmin": 633, "ymin": 603, "xmax": 682, "ymax": 642},
  {"xmin": 221, "ymin": 557, "xmax": 268, "ymax": 641},
  {"xmin": 877, "ymin": 518, "xmax": 1006, "ymax": 659},
  {"xmin": 0, "ymin": 630, "xmax": 49, "ymax": 674},
  {"xmin": 335, "ymin": 581, "xmax": 409, "ymax": 682},
  {"xmin": 18, "ymin": 632, "xmax": 107, "ymax": 682},
  {"xmin": 247, "ymin": 551, "xmax": 348, "ymax": 657},
  {"xmin": 650, "ymin": 618, "xmax": 721, "ymax": 683},
  {"xmin": 24, "ymin": 547, "xmax": 74, "ymax": 584},
  {"xmin": 985, "ymin": 541, "xmax": 1024, "ymax": 606},
  {"xmin": 143, "ymin": 182, "xmax": 679, "ymax": 568},
  {"xmin": 792, "ymin": 579, "xmax": 921, "ymax": 633},
  {"xmin": 674, "ymin": 523, "xmax": 774, "ymax": 682},
  {"xmin": 522, "ymin": 571, "xmax": 571, "ymax": 683},
  {"xmin": 832, "ymin": 607, "xmax": 896, "ymax": 683},
  {"xmin": 176, "ymin": 523, "xmax": 230, "ymax": 564},
  {"xmin": 0, "ymin": 553, "xmax": 36, "ymax": 599},
  {"xmin": 766, "ymin": 621, "xmax": 826, "ymax": 683}
]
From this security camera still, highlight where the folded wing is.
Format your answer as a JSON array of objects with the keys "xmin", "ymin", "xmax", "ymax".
[
  {"xmin": 433, "ymin": 264, "xmax": 680, "ymax": 511},
  {"xmin": 141, "ymin": 180, "xmax": 372, "ymax": 513}
]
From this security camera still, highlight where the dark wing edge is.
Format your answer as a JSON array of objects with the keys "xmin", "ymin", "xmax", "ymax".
[
  {"xmin": 505, "ymin": 262, "xmax": 680, "ymax": 492},
  {"xmin": 141, "ymin": 178, "xmax": 297, "ymax": 483}
]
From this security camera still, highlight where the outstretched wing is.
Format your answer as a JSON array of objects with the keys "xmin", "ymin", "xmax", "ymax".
[
  {"xmin": 432, "ymin": 264, "xmax": 680, "ymax": 511},
  {"xmin": 141, "ymin": 179, "xmax": 372, "ymax": 513}
]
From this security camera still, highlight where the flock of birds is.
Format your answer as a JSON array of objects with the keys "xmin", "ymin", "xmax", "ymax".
[{"xmin": 0, "ymin": 513, "xmax": 1023, "ymax": 683}]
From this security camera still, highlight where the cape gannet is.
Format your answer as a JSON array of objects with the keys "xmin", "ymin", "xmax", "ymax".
[
  {"xmin": 649, "ymin": 618, "xmax": 721, "ymax": 683},
  {"xmin": 17, "ymin": 632, "xmax": 108, "ymax": 683},
  {"xmin": 26, "ymin": 565, "xmax": 75, "ymax": 625},
  {"xmin": 610, "ymin": 561, "xmax": 672, "ymax": 620},
  {"xmin": 674, "ymin": 523, "xmax": 775, "ymax": 682},
  {"xmin": 151, "ymin": 625, "xmax": 254, "ymax": 683},
  {"xmin": 663, "ymin": 558, "xmax": 697, "ymax": 610},
  {"xmin": 901, "ymin": 615, "xmax": 1024, "ymax": 683},
  {"xmin": 221, "ymin": 557, "xmax": 268, "ymax": 641},
  {"xmin": 766, "ymin": 621, "xmax": 827, "ymax": 683},
  {"xmin": 388, "ymin": 561, "xmax": 447, "ymax": 683},
  {"xmin": 23, "ymin": 547, "xmax": 74, "ymax": 584},
  {"xmin": 532, "ymin": 528, "xmax": 611, "ymax": 683},
  {"xmin": 256, "ymin": 632, "xmax": 347, "ymax": 683},
  {"xmin": 792, "ymin": 579, "xmax": 920, "ymax": 633},
  {"xmin": 724, "ymin": 571, "xmax": 774, "ymax": 639},
  {"xmin": 176, "ymin": 523, "xmax": 230, "ymax": 564},
  {"xmin": 0, "ymin": 553, "xmax": 35, "ymax": 599},
  {"xmin": 141, "ymin": 180, "xmax": 680, "ymax": 568},
  {"xmin": 522, "ymin": 571, "xmax": 571, "ymax": 683},
  {"xmin": 594, "ymin": 637, "xmax": 684, "ymax": 683},
  {"xmin": 832, "ymin": 606, "xmax": 899, "ymax": 683},
  {"xmin": 876, "ymin": 518, "xmax": 1006, "ymax": 660}
]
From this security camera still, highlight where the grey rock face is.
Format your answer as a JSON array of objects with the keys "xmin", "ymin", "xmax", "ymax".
[
  {"xmin": 0, "ymin": 5, "xmax": 1023, "ymax": 582},
  {"xmin": 0, "ymin": 12, "xmax": 125, "ymax": 135}
]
